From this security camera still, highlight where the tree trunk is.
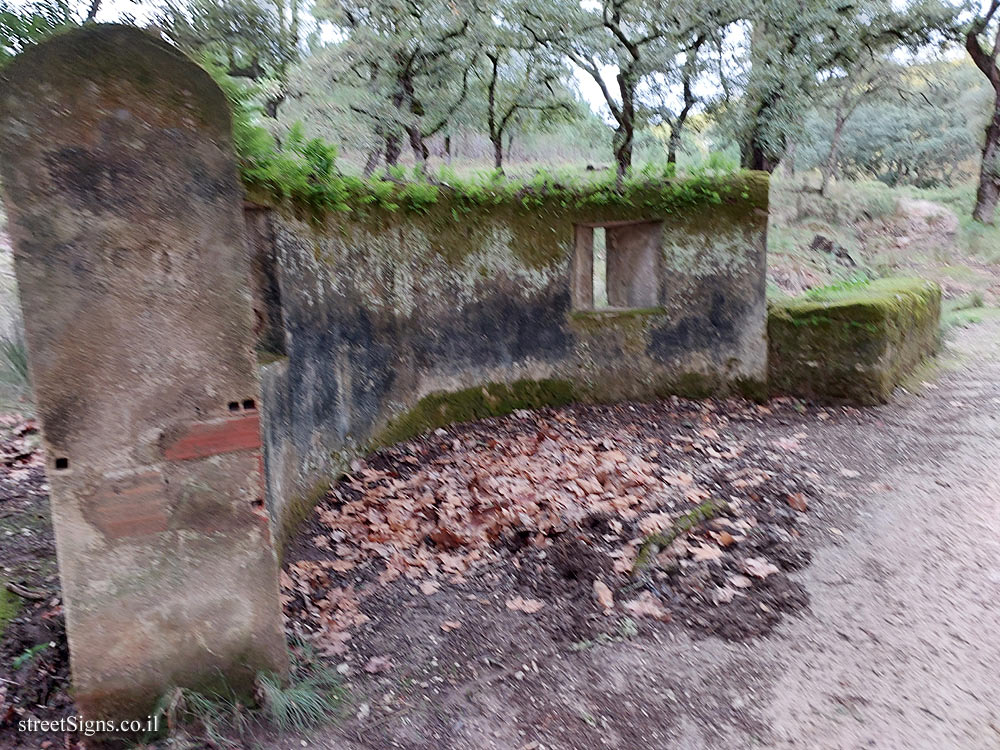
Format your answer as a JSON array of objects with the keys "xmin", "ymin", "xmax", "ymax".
[
  {"xmin": 667, "ymin": 37, "xmax": 702, "ymax": 167},
  {"xmin": 820, "ymin": 113, "xmax": 847, "ymax": 196},
  {"xmin": 613, "ymin": 72, "xmax": 636, "ymax": 179},
  {"xmin": 667, "ymin": 122, "xmax": 681, "ymax": 165},
  {"xmin": 408, "ymin": 126, "xmax": 428, "ymax": 173},
  {"xmin": 385, "ymin": 134, "xmax": 402, "ymax": 168},
  {"xmin": 974, "ymin": 92, "xmax": 1000, "ymax": 224},
  {"xmin": 492, "ymin": 136, "xmax": 503, "ymax": 171},
  {"xmin": 363, "ymin": 147, "xmax": 381, "ymax": 177},
  {"xmin": 785, "ymin": 141, "xmax": 797, "ymax": 176},
  {"xmin": 744, "ymin": 134, "xmax": 778, "ymax": 173}
]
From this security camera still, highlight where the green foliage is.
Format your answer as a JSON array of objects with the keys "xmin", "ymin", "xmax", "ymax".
[
  {"xmin": 0, "ymin": 326, "xmax": 29, "ymax": 388},
  {"xmin": 795, "ymin": 60, "xmax": 986, "ymax": 188},
  {"xmin": 0, "ymin": 581, "xmax": 20, "ymax": 640},
  {"xmin": 157, "ymin": 640, "xmax": 345, "ymax": 748},
  {"xmin": 222, "ymin": 49, "xmax": 757, "ymax": 223},
  {"xmin": 0, "ymin": 0, "xmax": 74, "ymax": 64},
  {"xmin": 11, "ymin": 642, "xmax": 48, "ymax": 670}
]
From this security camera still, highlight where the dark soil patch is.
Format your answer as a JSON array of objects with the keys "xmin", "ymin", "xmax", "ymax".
[{"xmin": 0, "ymin": 418, "xmax": 75, "ymax": 749}]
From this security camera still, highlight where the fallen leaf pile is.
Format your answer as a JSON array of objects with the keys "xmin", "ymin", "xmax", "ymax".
[{"xmin": 283, "ymin": 398, "xmax": 823, "ymax": 653}]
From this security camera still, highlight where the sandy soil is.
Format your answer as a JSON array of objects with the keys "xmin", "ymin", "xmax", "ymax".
[{"xmin": 266, "ymin": 318, "xmax": 1000, "ymax": 750}]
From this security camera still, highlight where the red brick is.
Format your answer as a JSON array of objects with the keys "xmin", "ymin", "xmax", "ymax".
[
  {"xmin": 162, "ymin": 413, "xmax": 261, "ymax": 461},
  {"xmin": 90, "ymin": 471, "xmax": 168, "ymax": 539}
]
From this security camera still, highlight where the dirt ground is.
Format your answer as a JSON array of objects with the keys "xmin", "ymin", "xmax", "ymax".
[
  {"xmin": 1, "ymin": 318, "xmax": 998, "ymax": 749},
  {"xmin": 265, "ymin": 317, "xmax": 1000, "ymax": 750}
]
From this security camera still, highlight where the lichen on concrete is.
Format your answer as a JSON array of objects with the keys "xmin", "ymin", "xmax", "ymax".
[
  {"xmin": 252, "ymin": 173, "xmax": 770, "ymax": 549},
  {"xmin": 768, "ymin": 277, "xmax": 942, "ymax": 404}
]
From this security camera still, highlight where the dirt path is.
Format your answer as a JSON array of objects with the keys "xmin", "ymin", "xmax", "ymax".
[
  {"xmin": 269, "ymin": 317, "xmax": 1000, "ymax": 750},
  {"xmin": 758, "ymin": 317, "xmax": 1000, "ymax": 749}
]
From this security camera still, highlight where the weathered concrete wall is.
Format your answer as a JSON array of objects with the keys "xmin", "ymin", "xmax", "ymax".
[
  {"xmin": 248, "ymin": 176, "xmax": 770, "ymax": 542},
  {"xmin": 768, "ymin": 278, "xmax": 941, "ymax": 405},
  {"xmin": 0, "ymin": 26, "xmax": 287, "ymax": 718}
]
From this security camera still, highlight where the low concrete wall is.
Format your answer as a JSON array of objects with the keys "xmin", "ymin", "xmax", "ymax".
[
  {"xmin": 249, "ymin": 176, "xmax": 771, "ymax": 545},
  {"xmin": 767, "ymin": 278, "xmax": 941, "ymax": 405}
]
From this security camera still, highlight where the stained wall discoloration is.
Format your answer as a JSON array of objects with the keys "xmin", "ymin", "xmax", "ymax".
[
  {"xmin": 250, "ymin": 176, "xmax": 770, "ymax": 541},
  {"xmin": 0, "ymin": 25, "xmax": 287, "ymax": 719}
]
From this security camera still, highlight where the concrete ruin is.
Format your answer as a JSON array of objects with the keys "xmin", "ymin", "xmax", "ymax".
[
  {"xmin": 250, "ymin": 180, "xmax": 770, "ymax": 544},
  {"xmin": 0, "ymin": 27, "xmax": 287, "ymax": 717},
  {"xmin": 0, "ymin": 24, "xmax": 774, "ymax": 720}
]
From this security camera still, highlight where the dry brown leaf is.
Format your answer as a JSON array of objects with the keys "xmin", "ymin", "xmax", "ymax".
[
  {"xmin": 786, "ymin": 492, "xmax": 808, "ymax": 512},
  {"xmin": 689, "ymin": 543, "xmax": 723, "ymax": 562},
  {"xmin": 364, "ymin": 656, "xmax": 394, "ymax": 674},
  {"xmin": 419, "ymin": 580, "xmax": 441, "ymax": 595},
  {"xmin": 593, "ymin": 579, "xmax": 614, "ymax": 612},
  {"xmin": 623, "ymin": 591, "xmax": 670, "ymax": 622},
  {"xmin": 713, "ymin": 586, "xmax": 737, "ymax": 604},
  {"xmin": 440, "ymin": 620, "xmax": 462, "ymax": 632},
  {"xmin": 506, "ymin": 596, "xmax": 545, "ymax": 614},
  {"xmin": 742, "ymin": 557, "xmax": 780, "ymax": 579},
  {"xmin": 715, "ymin": 531, "xmax": 736, "ymax": 547},
  {"xmin": 730, "ymin": 574, "xmax": 753, "ymax": 588}
]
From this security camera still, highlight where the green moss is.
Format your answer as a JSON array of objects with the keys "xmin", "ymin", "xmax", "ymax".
[
  {"xmin": 0, "ymin": 578, "xmax": 21, "ymax": 637},
  {"xmin": 275, "ymin": 478, "xmax": 333, "ymax": 558},
  {"xmin": 632, "ymin": 499, "xmax": 726, "ymax": 574},
  {"xmin": 667, "ymin": 372, "xmax": 721, "ymax": 400},
  {"xmin": 733, "ymin": 376, "xmax": 769, "ymax": 403},
  {"xmin": 768, "ymin": 277, "xmax": 941, "ymax": 404},
  {"xmin": 374, "ymin": 379, "xmax": 577, "ymax": 447},
  {"xmin": 256, "ymin": 351, "xmax": 289, "ymax": 366}
]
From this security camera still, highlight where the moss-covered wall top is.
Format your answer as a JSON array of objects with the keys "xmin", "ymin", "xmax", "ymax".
[{"xmin": 767, "ymin": 277, "xmax": 941, "ymax": 405}]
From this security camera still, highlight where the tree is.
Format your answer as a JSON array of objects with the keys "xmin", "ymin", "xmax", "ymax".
[
  {"xmin": 790, "ymin": 60, "xmax": 983, "ymax": 189},
  {"xmin": 522, "ymin": 0, "xmax": 672, "ymax": 178},
  {"xmin": 478, "ymin": 41, "xmax": 575, "ymax": 171},
  {"xmin": 733, "ymin": 0, "xmax": 957, "ymax": 172},
  {"xmin": 966, "ymin": 0, "xmax": 1000, "ymax": 223},
  {"xmin": 312, "ymin": 0, "xmax": 482, "ymax": 173},
  {"xmin": 156, "ymin": 0, "xmax": 307, "ymax": 117},
  {"xmin": 815, "ymin": 59, "xmax": 909, "ymax": 194},
  {"xmin": 0, "ymin": 0, "xmax": 98, "ymax": 64},
  {"xmin": 644, "ymin": 31, "xmax": 707, "ymax": 165}
]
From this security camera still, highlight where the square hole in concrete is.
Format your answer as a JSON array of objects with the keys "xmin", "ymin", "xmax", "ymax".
[{"xmin": 573, "ymin": 221, "xmax": 663, "ymax": 310}]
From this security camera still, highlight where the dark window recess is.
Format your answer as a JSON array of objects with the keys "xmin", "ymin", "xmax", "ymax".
[
  {"xmin": 228, "ymin": 401, "xmax": 240, "ymax": 412},
  {"xmin": 54, "ymin": 457, "xmax": 69, "ymax": 470},
  {"xmin": 242, "ymin": 399, "xmax": 256, "ymax": 411}
]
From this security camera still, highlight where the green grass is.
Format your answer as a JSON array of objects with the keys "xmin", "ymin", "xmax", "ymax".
[
  {"xmin": 0, "ymin": 580, "xmax": 20, "ymax": 639},
  {"xmin": 157, "ymin": 639, "xmax": 346, "ymax": 746}
]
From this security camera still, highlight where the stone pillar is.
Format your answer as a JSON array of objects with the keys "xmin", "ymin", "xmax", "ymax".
[{"xmin": 0, "ymin": 25, "xmax": 288, "ymax": 718}]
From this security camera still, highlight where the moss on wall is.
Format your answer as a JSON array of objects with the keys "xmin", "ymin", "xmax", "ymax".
[
  {"xmin": 249, "ymin": 172, "xmax": 769, "ymax": 235},
  {"xmin": 254, "ymin": 174, "xmax": 770, "ymax": 550},
  {"xmin": 768, "ymin": 278, "xmax": 941, "ymax": 404},
  {"xmin": 374, "ymin": 379, "xmax": 578, "ymax": 447}
]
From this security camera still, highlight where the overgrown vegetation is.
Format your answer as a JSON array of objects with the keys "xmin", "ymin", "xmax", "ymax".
[
  {"xmin": 221, "ymin": 64, "xmax": 750, "ymax": 219},
  {"xmin": 156, "ymin": 640, "xmax": 346, "ymax": 748}
]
